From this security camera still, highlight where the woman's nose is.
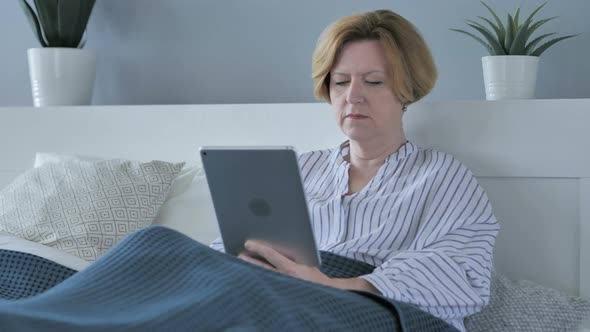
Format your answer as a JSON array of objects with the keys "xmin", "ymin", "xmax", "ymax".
[{"xmin": 346, "ymin": 80, "xmax": 365, "ymax": 104}]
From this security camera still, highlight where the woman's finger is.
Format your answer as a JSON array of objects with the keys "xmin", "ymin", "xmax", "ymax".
[
  {"xmin": 239, "ymin": 253, "xmax": 277, "ymax": 271},
  {"xmin": 245, "ymin": 241, "xmax": 293, "ymax": 273}
]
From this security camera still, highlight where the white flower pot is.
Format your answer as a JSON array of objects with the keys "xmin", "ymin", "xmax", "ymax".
[
  {"xmin": 27, "ymin": 48, "xmax": 97, "ymax": 107},
  {"xmin": 481, "ymin": 55, "xmax": 539, "ymax": 101}
]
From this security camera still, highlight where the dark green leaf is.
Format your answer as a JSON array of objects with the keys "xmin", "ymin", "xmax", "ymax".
[
  {"xmin": 450, "ymin": 29, "xmax": 494, "ymax": 55},
  {"xmin": 77, "ymin": 1, "xmax": 96, "ymax": 47},
  {"xmin": 33, "ymin": 0, "xmax": 61, "ymax": 46},
  {"xmin": 18, "ymin": 0, "xmax": 47, "ymax": 47},
  {"xmin": 477, "ymin": 16, "xmax": 499, "ymax": 31},
  {"xmin": 57, "ymin": 0, "xmax": 96, "ymax": 48},
  {"xmin": 466, "ymin": 22, "xmax": 506, "ymax": 55},
  {"xmin": 507, "ymin": 2, "xmax": 551, "ymax": 55},
  {"xmin": 522, "ymin": 2, "xmax": 548, "ymax": 25},
  {"xmin": 513, "ymin": 7, "xmax": 521, "ymax": 28},
  {"xmin": 531, "ymin": 35, "xmax": 577, "ymax": 56},
  {"xmin": 478, "ymin": 16, "xmax": 505, "ymax": 48},
  {"xmin": 27, "ymin": 0, "xmax": 95, "ymax": 48},
  {"xmin": 524, "ymin": 33, "xmax": 555, "ymax": 54},
  {"xmin": 480, "ymin": 1, "xmax": 506, "ymax": 33},
  {"xmin": 504, "ymin": 14, "xmax": 515, "ymax": 52},
  {"xmin": 509, "ymin": 20, "xmax": 531, "ymax": 55},
  {"xmin": 526, "ymin": 17, "xmax": 557, "ymax": 40},
  {"xmin": 466, "ymin": 19, "xmax": 496, "ymax": 37},
  {"xmin": 460, "ymin": 1, "xmax": 577, "ymax": 57}
]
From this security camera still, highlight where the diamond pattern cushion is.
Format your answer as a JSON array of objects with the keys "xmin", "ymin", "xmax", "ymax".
[
  {"xmin": 465, "ymin": 271, "xmax": 590, "ymax": 331},
  {"xmin": 0, "ymin": 159, "xmax": 184, "ymax": 262}
]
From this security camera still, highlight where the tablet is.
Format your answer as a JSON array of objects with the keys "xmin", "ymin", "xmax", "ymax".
[{"xmin": 199, "ymin": 146, "xmax": 321, "ymax": 267}]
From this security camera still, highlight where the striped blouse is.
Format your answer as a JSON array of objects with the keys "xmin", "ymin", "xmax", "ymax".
[{"xmin": 212, "ymin": 141, "xmax": 499, "ymax": 331}]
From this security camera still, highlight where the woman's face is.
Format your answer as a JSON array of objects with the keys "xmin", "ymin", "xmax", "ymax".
[{"xmin": 329, "ymin": 40, "xmax": 404, "ymax": 143}]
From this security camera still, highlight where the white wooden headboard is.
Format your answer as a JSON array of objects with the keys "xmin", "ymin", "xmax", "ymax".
[{"xmin": 0, "ymin": 100, "xmax": 588, "ymax": 308}]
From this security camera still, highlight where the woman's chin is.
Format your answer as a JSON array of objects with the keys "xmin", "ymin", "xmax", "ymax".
[{"xmin": 342, "ymin": 130, "xmax": 374, "ymax": 142}]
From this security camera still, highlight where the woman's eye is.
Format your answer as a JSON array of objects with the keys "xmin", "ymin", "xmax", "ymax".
[
  {"xmin": 366, "ymin": 81, "xmax": 383, "ymax": 86},
  {"xmin": 335, "ymin": 81, "xmax": 350, "ymax": 86}
]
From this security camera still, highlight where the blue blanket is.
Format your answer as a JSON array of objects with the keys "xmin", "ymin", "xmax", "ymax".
[
  {"xmin": 0, "ymin": 226, "xmax": 457, "ymax": 331},
  {"xmin": 0, "ymin": 249, "xmax": 76, "ymax": 300}
]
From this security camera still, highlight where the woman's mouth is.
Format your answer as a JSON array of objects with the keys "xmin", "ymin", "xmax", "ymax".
[{"xmin": 345, "ymin": 114, "xmax": 369, "ymax": 119}]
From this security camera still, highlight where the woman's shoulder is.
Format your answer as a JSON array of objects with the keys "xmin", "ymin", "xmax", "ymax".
[
  {"xmin": 414, "ymin": 145, "xmax": 459, "ymax": 161},
  {"xmin": 297, "ymin": 147, "xmax": 338, "ymax": 163},
  {"xmin": 411, "ymin": 145, "xmax": 474, "ymax": 175},
  {"xmin": 297, "ymin": 147, "xmax": 341, "ymax": 176}
]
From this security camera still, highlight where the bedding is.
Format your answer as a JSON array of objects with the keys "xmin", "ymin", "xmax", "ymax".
[
  {"xmin": 0, "ymin": 232, "xmax": 89, "ymax": 271},
  {"xmin": 0, "ymin": 226, "xmax": 457, "ymax": 332},
  {"xmin": 465, "ymin": 271, "xmax": 590, "ymax": 332},
  {"xmin": 1, "ymin": 226, "xmax": 587, "ymax": 332},
  {"xmin": 0, "ymin": 159, "xmax": 185, "ymax": 261},
  {"xmin": 34, "ymin": 152, "xmax": 220, "ymax": 244},
  {"xmin": 1, "ymin": 154, "xmax": 587, "ymax": 331},
  {"xmin": 0, "ymin": 249, "xmax": 77, "ymax": 300}
]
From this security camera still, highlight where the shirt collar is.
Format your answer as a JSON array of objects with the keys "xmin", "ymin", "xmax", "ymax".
[{"xmin": 337, "ymin": 140, "xmax": 416, "ymax": 165}]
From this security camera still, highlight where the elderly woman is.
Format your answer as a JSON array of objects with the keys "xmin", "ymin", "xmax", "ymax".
[
  {"xmin": 234, "ymin": 9, "xmax": 499, "ymax": 332},
  {"xmin": 0, "ymin": 8, "xmax": 497, "ymax": 332}
]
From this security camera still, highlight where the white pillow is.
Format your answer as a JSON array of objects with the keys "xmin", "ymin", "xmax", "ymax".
[
  {"xmin": 34, "ymin": 153, "xmax": 220, "ymax": 245},
  {"xmin": 0, "ymin": 159, "xmax": 184, "ymax": 261},
  {"xmin": 152, "ymin": 167, "xmax": 220, "ymax": 245},
  {"xmin": 34, "ymin": 153, "xmax": 104, "ymax": 168},
  {"xmin": 34, "ymin": 152, "xmax": 196, "ymax": 198}
]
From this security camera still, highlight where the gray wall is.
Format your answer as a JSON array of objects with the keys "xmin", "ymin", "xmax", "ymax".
[{"xmin": 1, "ymin": 0, "xmax": 588, "ymax": 106}]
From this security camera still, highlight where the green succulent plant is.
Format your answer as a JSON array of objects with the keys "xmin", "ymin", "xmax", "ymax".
[
  {"xmin": 451, "ymin": 1, "xmax": 577, "ymax": 56},
  {"xmin": 19, "ymin": 0, "xmax": 96, "ymax": 48}
]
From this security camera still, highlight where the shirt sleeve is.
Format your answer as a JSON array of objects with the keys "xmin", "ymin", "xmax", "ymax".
[{"xmin": 359, "ymin": 165, "xmax": 499, "ymax": 323}]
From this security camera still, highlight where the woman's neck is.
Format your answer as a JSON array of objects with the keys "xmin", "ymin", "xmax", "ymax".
[{"xmin": 345, "ymin": 135, "xmax": 406, "ymax": 170}]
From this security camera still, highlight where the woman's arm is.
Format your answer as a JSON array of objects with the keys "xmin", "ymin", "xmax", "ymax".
[
  {"xmin": 331, "ymin": 277, "xmax": 381, "ymax": 293},
  {"xmin": 358, "ymin": 177, "xmax": 499, "ymax": 322}
]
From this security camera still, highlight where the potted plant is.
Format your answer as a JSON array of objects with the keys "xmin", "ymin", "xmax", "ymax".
[
  {"xmin": 451, "ymin": 1, "xmax": 577, "ymax": 100},
  {"xmin": 19, "ymin": 0, "xmax": 97, "ymax": 107}
]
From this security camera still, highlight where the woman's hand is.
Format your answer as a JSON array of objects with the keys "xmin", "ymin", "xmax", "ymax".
[
  {"xmin": 239, "ymin": 240, "xmax": 333, "ymax": 286},
  {"xmin": 239, "ymin": 240, "xmax": 381, "ymax": 294}
]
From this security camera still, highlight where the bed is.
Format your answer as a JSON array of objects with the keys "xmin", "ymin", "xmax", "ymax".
[{"xmin": 0, "ymin": 100, "xmax": 589, "ymax": 331}]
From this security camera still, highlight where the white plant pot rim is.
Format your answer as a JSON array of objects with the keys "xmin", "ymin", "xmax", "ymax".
[
  {"xmin": 482, "ymin": 55, "xmax": 539, "ymax": 59},
  {"xmin": 28, "ymin": 47, "xmax": 94, "ymax": 52}
]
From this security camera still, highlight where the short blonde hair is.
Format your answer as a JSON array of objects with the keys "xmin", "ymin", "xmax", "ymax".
[{"xmin": 312, "ymin": 9, "xmax": 437, "ymax": 105}]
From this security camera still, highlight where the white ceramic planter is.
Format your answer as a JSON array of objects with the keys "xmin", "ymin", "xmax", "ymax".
[
  {"xmin": 481, "ymin": 55, "xmax": 539, "ymax": 100},
  {"xmin": 27, "ymin": 48, "xmax": 97, "ymax": 107}
]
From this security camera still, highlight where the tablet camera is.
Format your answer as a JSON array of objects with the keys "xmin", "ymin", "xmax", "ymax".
[{"xmin": 248, "ymin": 198, "xmax": 271, "ymax": 217}]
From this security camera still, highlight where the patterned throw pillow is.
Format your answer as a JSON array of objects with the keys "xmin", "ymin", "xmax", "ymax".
[
  {"xmin": 0, "ymin": 159, "xmax": 185, "ymax": 262},
  {"xmin": 465, "ymin": 271, "xmax": 590, "ymax": 331}
]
